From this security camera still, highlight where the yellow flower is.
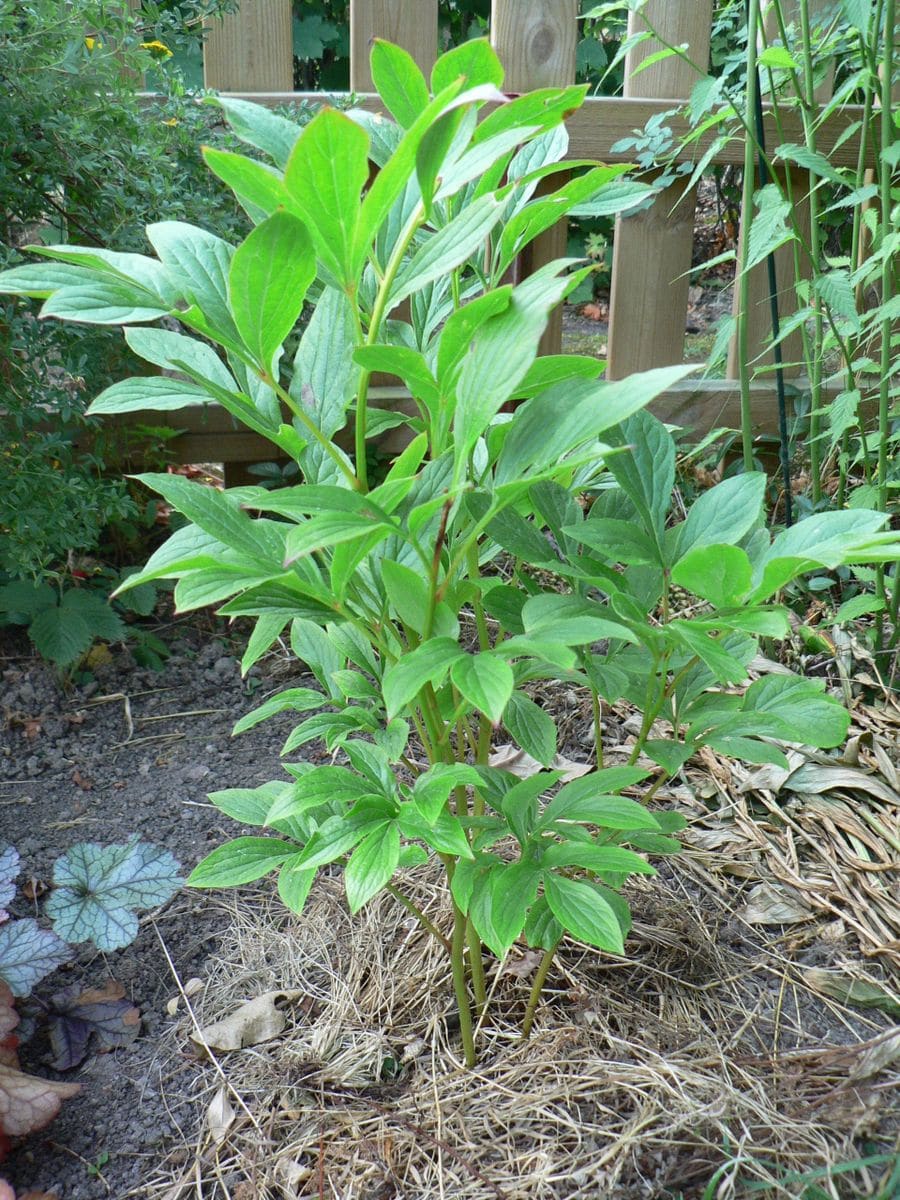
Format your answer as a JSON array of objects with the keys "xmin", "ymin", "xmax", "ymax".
[
  {"xmin": 141, "ymin": 39, "xmax": 172, "ymax": 59},
  {"xmin": 162, "ymin": 117, "xmax": 178, "ymax": 127},
  {"xmin": 84, "ymin": 35, "xmax": 101, "ymax": 51}
]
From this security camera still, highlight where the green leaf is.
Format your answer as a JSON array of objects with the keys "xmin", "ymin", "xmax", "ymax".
[
  {"xmin": 232, "ymin": 687, "xmax": 325, "ymax": 735},
  {"xmin": 216, "ymin": 96, "xmax": 303, "ymax": 169},
  {"xmin": 345, "ymin": 823, "xmax": 400, "ymax": 913},
  {"xmin": 671, "ymin": 544, "xmax": 753, "ymax": 607},
  {"xmin": 283, "ymin": 511, "xmax": 395, "ymax": 565},
  {"xmin": 566, "ymin": 518, "xmax": 657, "ymax": 565},
  {"xmin": 450, "ymin": 653, "xmax": 514, "ymax": 723},
  {"xmin": 0, "ymin": 582, "xmax": 56, "ymax": 618},
  {"xmin": 124, "ymin": 326, "xmax": 236, "ymax": 391},
  {"xmin": 496, "ymin": 364, "xmax": 695, "ymax": 484},
  {"xmin": 371, "ymin": 39, "xmax": 430, "ymax": 128},
  {"xmin": 522, "ymin": 594, "xmax": 636, "ymax": 646},
  {"xmin": 47, "ymin": 840, "xmax": 182, "ymax": 951},
  {"xmin": 391, "ymin": 194, "xmax": 505, "ymax": 308},
  {"xmin": 541, "ymin": 844, "xmax": 656, "ymax": 876},
  {"xmin": 743, "ymin": 674, "xmax": 850, "ymax": 749},
  {"xmin": 540, "ymin": 777, "xmax": 657, "ymax": 830},
  {"xmin": 0, "ymin": 260, "xmax": 105, "ymax": 297},
  {"xmin": 669, "ymin": 620, "xmax": 752, "ymax": 685},
  {"xmin": 187, "ymin": 837, "xmax": 297, "ymax": 889},
  {"xmin": 290, "ymin": 287, "xmax": 359, "ymax": 438},
  {"xmin": 489, "ymin": 862, "xmax": 541, "ymax": 955},
  {"xmin": 284, "ymin": 107, "xmax": 371, "ymax": 285},
  {"xmin": 503, "ymin": 691, "xmax": 557, "ymax": 767},
  {"xmin": 413, "ymin": 763, "xmax": 483, "ymax": 824},
  {"xmin": 774, "ymin": 143, "xmax": 844, "ymax": 186},
  {"xmin": 501, "ymin": 775, "xmax": 555, "ymax": 845},
  {"xmin": 202, "ymin": 147, "xmax": 289, "ymax": 221},
  {"xmin": 134, "ymin": 474, "xmax": 284, "ymax": 569},
  {"xmin": 431, "ymin": 39, "xmax": 504, "ymax": 94},
  {"xmin": 382, "ymin": 637, "xmax": 464, "ymax": 718},
  {"xmin": 88, "ymin": 376, "xmax": 211, "ymax": 415},
  {"xmin": 382, "ymin": 559, "xmax": 431, "ymax": 633},
  {"xmin": 746, "ymin": 184, "xmax": 795, "ymax": 270},
  {"xmin": 757, "ymin": 45, "xmax": 800, "ymax": 70},
  {"xmin": 603, "ymin": 410, "xmax": 676, "ymax": 545},
  {"xmin": 40, "ymin": 278, "xmax": 170, "ymax": 325},
  {"xmin": 544, "ymin": 874, "xmax": 624, "ymax": 954},
  {"xmin": 398, "ymin": 804, "xmax": 473, "ymax": 858},
  {"xmin": 277, "ymin": 856, "xmax": 317, "ymax": 914},
  {"xmin": 146, "ymin": 221, "xmax": 237, "ymax": 343},
  {"xmin": 229, "ymin": 213, "xmax": 315, "ymax": 373},
  {"xmin": 676, "ymin": 473, "xmax": 766, "ymax": 558},
  {"xmin": 265, "ymin": 766, "xmax": 380, "ymax": 824}
]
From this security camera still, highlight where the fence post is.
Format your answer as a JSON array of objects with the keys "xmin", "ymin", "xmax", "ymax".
[
  {"xmin": 350, "ymin": 0, "xmax": 438, "ymax": 91},
  {"xmin": 203, "ymin": 0, "xmax": 294, "ymax": 92},
  {"xmin": 726, "ymin": 0, "xmax": 834, "ymax": 379},
  {"xmin": 607, "ymin": 1, "xmax": 713, "ymax": 379},
  {"xmin": 491, "ymin": 0, "xmax": 578, "ymax": 356}
]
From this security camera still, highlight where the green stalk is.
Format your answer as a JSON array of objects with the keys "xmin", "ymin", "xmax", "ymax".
[
  {"xmin": 875, "ymin": 0, "xmax": 896, "ymax": 645},
  {"xmin": 737, "ymin": 0, "xmax": 762, "ymax": 472},
  {"xmin": 450, "ymin": 900, "xmax": 477, "ymax": 1067},
  {"xmin": 467, "ymin": 919, "xmax": 487, "ymax": 1016},
  {"xmin": 385, "ymin": 884, "xmax": 451, "ymax": 951},
  {"xmin": 355, "ymin": 201, "xmax": 425, "ymax": 492},
  {"xmin": 798, "ymin": 0, "xmax": 825, "ymax": 503},
  {"xmin": 521, "ymin": 940, "xmax": 561, "ymax": 1039}
]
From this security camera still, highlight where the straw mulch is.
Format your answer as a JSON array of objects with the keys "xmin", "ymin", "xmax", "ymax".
[{"xmin": 141, "ymin": 738, "xmax": 899, "ymax": 1200}]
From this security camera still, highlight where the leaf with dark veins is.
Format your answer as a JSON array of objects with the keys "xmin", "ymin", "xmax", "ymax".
[
  {"xmin": 46, "ymin": 980, "xmax": 141, "ymax": 1070},
  {"xmin": 45, "ymin": 840, "xmax": 182, "ymax": 952},
  {"xmin": 0, "ymin": 920, "xmax": 71, "ymax": 998}
]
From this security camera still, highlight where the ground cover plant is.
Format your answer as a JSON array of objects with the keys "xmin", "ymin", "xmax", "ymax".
[
  {"xmin": 0, "ymin": 839, "xmax": 181, "ymax": 1174},
  {"xmin": 2, "ymin": 34, "xmax": 898, "ymax": 1080}
]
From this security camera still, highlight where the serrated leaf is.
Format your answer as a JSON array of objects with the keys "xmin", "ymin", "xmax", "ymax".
[
  {"xmin": 46, "ymin": 841, "xmax": 182, "ymax": 952},
  {"xmin": 0, "ymin": 920, "xmax": 71, "ymax": 997},
  {"xmin": 28, "ymin": 605, "xmax": 94, "ymax": 667}
]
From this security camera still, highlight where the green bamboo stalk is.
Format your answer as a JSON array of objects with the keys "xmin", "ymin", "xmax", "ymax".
[
  {"xmin": 738, "ymin": 0, "xmax": 762, "ymax": 471},
  {"xmin": 875, "ymin": 0, "xmax": 896, "ymax": 645}
]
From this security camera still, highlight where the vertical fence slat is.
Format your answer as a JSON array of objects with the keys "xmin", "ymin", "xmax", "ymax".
[
  {"xmin": 726, "ymin": 0, "xmax": 834, "ymax": 379},
  {"xmin": 203, "ymin": 0, "xmax": 293, "ymax": 92},
  {"xmin": 607, "ymin": 1, "xmax": 713, "ymax": 379},
  {"xmin": 491, "ymin": 0, "xmax": 578, "ymax": 356},
  {"xmin": 350, "ymin": 0, "xmax": 438, "ymax": 91}
]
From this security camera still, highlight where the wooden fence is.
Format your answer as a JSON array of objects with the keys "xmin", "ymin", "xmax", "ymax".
[{"xmin": 118, "ymin": 0, "xmax": 875, "ymax": 478}]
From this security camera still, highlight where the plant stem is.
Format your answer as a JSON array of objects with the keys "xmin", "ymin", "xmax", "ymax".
[
  {"xmin": 467, "ymin": 918, "xmax": 488, "ymax": 1015},
  {"xmin": 737, "ymin": 0, "xmax": 762, "ymax": 472},
  {"xmin": 385, "ymin": 884, "xmax": 451, "ymax": 951},
  {"xmin": 875, "ymin": 0, "xmax": 896, "ymax": 645},
  {"xmin": 798, "ymin": 0, "xmax": 825, "ymax": 504},
  {"xmin": 355, "ymin": 201, "xmax": 425, "ymax": 492},
  {"xmin": 450, "ymin": 901, "xmax": 477, "ymax": 1067},
  {"xmin": 521, "ymin": 940, "xmax": 561, "ymax": 1039}
]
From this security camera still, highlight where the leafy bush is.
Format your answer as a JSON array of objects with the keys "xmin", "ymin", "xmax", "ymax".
[
  {"xmin": 3, "ymin": 37, "xmax": 896, "ymax": 1067},
  {"xmin": 0, "ymin": 0, "xmax": 246, "ymax": 658}
]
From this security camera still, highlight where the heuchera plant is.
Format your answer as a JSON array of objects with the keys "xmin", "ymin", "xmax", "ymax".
[{"xmin": 2, "ymin": 40, "xmax": 897, "ymax": 1065}]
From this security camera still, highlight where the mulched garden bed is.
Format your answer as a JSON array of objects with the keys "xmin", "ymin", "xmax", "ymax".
[{"xmin": 1, "ymin": 614, "xmax": 898, "ymax": 1200}]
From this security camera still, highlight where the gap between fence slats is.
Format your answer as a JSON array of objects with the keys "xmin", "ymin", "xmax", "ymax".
[{"xmin": 607, "ymin": 0, "xmax": 713, "ymax": 378}]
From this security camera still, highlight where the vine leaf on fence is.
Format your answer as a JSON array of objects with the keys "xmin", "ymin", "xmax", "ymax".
[
  {"xmin": 45, "ymin": 840, "xmax": 182, "ymax": 952},
  {"xmin": 46, "ymin": 979, "xmax": 141, "ymax": 1071}
]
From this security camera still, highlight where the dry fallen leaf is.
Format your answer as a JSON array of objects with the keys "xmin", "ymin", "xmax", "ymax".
[
  {"xmin": 205, "ymin": 1086, "xmax": 235, "ymax": 1144},
  {"xmin": 488, "ymin": 744, "xmax": 591, "ymax": 782},
  {"xmin": 191, "ymin": 990, "xmax": 303, "ymax": 1053},
  {"xmin": 740, "ymin": 881, "xmax": 810, "ymax": 925},
  {"xmin": 803, "ymin": 968, "xmax": 900, "ymax": 1018},
  {"xmin": 848, "ymin": 1027, "xmax": 900, "ymax": 1082},
  {"xmin": 0, "ymin": 1062, "xmax": 81, "ymax": 1138}
]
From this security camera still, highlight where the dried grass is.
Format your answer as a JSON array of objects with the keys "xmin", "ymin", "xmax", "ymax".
[{"xmin": 140, "ymin": 849, "xmax": 899, "ymax": 1200}]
